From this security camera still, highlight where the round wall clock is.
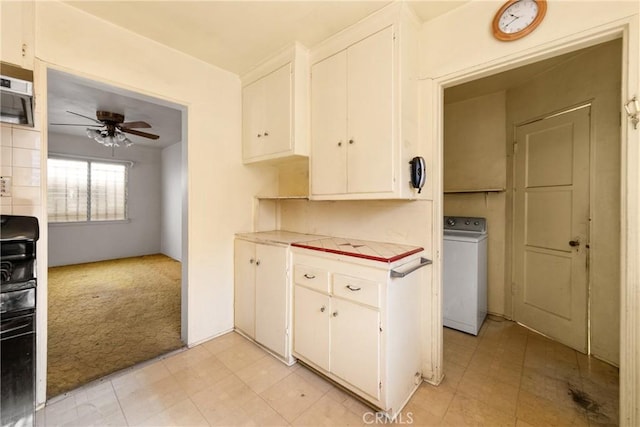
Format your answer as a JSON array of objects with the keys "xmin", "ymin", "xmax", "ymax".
[{"xmin": 492, "ymin": 0, "xmax": 547, "ymax": 41}]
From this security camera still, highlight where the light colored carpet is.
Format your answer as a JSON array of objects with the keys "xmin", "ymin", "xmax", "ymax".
[{"xmin": 47, "ymin": 254, "xmax": 183, "ymax": 398}]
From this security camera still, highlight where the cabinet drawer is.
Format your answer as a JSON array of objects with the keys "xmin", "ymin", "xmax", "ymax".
[
  {"xmin": 333, "ymin": 275, "xmax": 380, "ymax": 308},
  {"xmin": 294, "ymin": 265, "xmax": 330, "ymax": 293}
]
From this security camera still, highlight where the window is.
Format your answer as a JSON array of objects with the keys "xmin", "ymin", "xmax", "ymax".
[{"xmin": 48, "ymin": 157, "xmax": 128, "ymax": 223}]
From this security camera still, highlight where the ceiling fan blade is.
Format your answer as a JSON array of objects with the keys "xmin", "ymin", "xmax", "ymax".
[
  {"xmin": 121, "ymin": 128, "xmax": 160, "ymax": 140},
  {"xmin": 120, "ymin": 121, "xmax": 151, "ymax": 129},
  {"xmin": 50, "ymin": 123, "xmax": 103, "ymax": 127},
  {"xmin": 66, "ymin": 111, "xmax": 102, "ymax": 124}
]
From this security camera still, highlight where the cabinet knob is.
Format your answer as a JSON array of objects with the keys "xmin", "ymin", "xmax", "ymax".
[
  {"xmin": 332, "ymin": 311, "xmax": 339, "ymax": 317},
  {"xmin": 349, "ymin": 139, "xmax": 354, "ymax": 144},
  {"xmin": 264, "ymin": 131, "xmax": 269, "ymax": 136},
  {"xmin": 257, "ymin": 133, "xmax": 262, "ymax": 138},
  {"xmin": 255, "ymin": 260, "xmax": 261, "ymax": 266},
  {"xmin": 337, "ymin": 141, "xmax": 342, "ymax": 147},
  {"xmin": 249, "ymin": 258, "xmax": 255, "ymax": 264},
  {"xmin": 320, "ymin": 306, "xmax": 326, "ymax": 313}
]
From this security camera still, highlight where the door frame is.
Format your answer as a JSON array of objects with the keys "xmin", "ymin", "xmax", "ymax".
[
  {"xmin": 37, "ymin": 61, "xmax": 190, "ymax": 405},
  {"xmin": 427, "ymin": 18, "xmax": 639, "ymax": 425}
]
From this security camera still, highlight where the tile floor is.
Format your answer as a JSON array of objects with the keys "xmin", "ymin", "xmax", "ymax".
[{"xmin": 37, "ymin": 318, "xmax": 619, "ymax": 426}]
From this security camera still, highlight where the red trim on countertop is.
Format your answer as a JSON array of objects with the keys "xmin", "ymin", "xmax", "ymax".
[{"xmin": 291, "ymin": 243, "xmax": 424, "ymax": 263}]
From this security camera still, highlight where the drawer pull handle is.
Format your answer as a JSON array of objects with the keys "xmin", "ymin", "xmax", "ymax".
[
  {"xmin": 390, "ymin": 257, "xmax": 432, "ymax": 278},
  {"xmin": 320, "ymin": 306, "xmax": 326, "ymax": 313},
  {"xmin": 303, "ymin": 273, "xmax": 316, "ymax": 279},
  {"xmin": 332, "ymin": 311, "xmax": 339, "ymax": 317},
  {"xmin": 345, "ymin": 285, "xmax": 361, "ymax": 291}
]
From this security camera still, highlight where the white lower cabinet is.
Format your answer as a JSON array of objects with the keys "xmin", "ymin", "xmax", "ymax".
[
  {"xmin": 293, "ymin": 286, "xmax": 330, "ymax": 371},
  {"xmin": 330, "ymin": 297, "xmax": 381, "ymax": 399},
  {"xmin": 234, "ymin": 238, "xmax": 291, "ymax": 363},
  {"xmin": 292, "ymin": 248, "xmax": 426, "ymax": 416}
]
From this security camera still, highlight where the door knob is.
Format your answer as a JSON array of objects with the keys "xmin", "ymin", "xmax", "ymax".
[{"xmin": 569, "ymin": 239, "xmax": 580, "ymax": 247}]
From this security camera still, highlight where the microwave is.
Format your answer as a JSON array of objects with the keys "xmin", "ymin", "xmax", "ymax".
[{"xmin": 0, "ymin": 71, "xmax": 34, "ymax": 127}]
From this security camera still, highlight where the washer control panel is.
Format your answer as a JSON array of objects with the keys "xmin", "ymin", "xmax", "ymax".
[{"xmin": 443, "ymin": 216, "xmax": 487, "ymax": 233}]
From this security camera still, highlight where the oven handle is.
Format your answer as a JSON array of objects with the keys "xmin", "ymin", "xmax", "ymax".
[
  {"xmin": 390, "ymin": 257, "xmax": 432, "ymax": 278},
  {"xmin": 0, "ymin": 316, "xmax": 34, "ymax": 338}
]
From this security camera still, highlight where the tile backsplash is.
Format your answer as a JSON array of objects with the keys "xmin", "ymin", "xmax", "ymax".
[{"xmin": 0, "ymin": 124, "xmax": 42, "ymax": 216}]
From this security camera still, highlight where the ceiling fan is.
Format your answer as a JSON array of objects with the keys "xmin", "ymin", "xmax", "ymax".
[{"xmin": 51, "ymin": 110, "xmax": 159, "ymax": 147}]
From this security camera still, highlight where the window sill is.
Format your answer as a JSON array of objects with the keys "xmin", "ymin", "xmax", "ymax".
[{"xmin": 49, "ymin": 219, "xmax": 131, "ymax": 226}]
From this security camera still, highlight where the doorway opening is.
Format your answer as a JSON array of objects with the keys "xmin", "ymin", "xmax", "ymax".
[
  {"xmin": 45, "ymin": 69, "xmax": 188, "ymax": 398},
  {"xmin": 441, "ymin": 39, "xmax": 621, "ymax": 424}
]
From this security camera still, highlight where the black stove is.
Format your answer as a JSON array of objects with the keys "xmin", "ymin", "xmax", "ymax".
[{"xmin": 1, "ymin": 214, "xmax": 39, "ymax": 427}]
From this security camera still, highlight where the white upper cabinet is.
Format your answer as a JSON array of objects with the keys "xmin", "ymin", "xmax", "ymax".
[
  {"xmin": 0, "ymin": 0, "xmax": 35, "ymax": 70},
  {"xmin": 241, "ymin": 43, "xmax": 309, "ymax": 164},
  {"xmin": 309, "ymin": 3, "xmax": 422, "ymax": 200}
]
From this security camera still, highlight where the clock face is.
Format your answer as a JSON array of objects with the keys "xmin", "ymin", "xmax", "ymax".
[
  {"xmin": 492, "ymin": 0, "xmax": 547, "ymax": 41},
  {"xmin": 498, "ymin": 0, "xmax": 539, "ymax": 34}
]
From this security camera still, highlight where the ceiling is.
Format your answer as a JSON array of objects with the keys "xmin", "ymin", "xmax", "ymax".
[
  {"xmin": 50, "ymin": 1, "xmax": 470, "ymax": 147},
  {"xmin": 63, "ymin": 1, "xmax": 470, "ymax": 76},
  {"xmin": 48, "ymin": 69, "xmax": 183, "ymax": 149}
]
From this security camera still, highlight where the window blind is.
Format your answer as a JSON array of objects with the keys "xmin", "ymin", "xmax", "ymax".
[{"xmin": 47, "ymin": 157, "xmax": 127, "ymax": 223}]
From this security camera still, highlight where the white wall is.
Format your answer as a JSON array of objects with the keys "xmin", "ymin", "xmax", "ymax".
[
  {"xmin": 161, "ymin": 142, "xmax": 182, "ymax": 261},
  {"xmin": 35, "ymin": 0, "xmax": 279, "ymax": 404},
  {"xmin": 47, "ymin": 133, "xmax": 162, "ymax": 266}
]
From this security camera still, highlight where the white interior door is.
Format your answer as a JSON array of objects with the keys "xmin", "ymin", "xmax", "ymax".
[{"xmin": 513, "ymin": 106, "xmax": 590, "ymax": 353}]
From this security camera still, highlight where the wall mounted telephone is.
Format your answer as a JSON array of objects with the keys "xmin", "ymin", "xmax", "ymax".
[{"xmin": 409, "ymin": 156, "xmax": 426, "ymax": 193}]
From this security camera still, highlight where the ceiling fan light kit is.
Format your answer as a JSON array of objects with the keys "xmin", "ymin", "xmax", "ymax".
[{"xmin": 85, "ymin": 127, "xmax": 133, "ymax": 147}]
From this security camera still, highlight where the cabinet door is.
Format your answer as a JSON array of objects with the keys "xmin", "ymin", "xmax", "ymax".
[
  {"xmin": 262, "ymin": 63, "xmax": 292, "ymax": 156},
  {"xmin": 330, "ymin": 298, "xmax": 381, "ymax": 399},
  {"xmin": 0, "ymin": 1, "xmax": 33, "ymax": 69},
  {"xmin": 242, "ymin": 78, "xmax": 266, "ymax": 160},
  {"xmin": 347, "ymin": 26, "xmax": 394, "ymax": 194},
  {"xmin": 310, "ymin": 51, "xmax": 348, "ymax": 195},
  {"xmin": 234, "ymin": 240, "xmax": 256, "ymax": 338},
  {"xmin": 294, "ymin": 286, "xmax": 330, "ymax": 371},
  {"xmin": 254, "ymin": 244, "xmax": 288, "ymax": 357}
]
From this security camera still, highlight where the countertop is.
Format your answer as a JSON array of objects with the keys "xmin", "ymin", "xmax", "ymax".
[
  {"xmin": 235, "ymin": 230, "xmax": 327, "ymax": 245},
  {"xmin": 291, "ymin": 236, "xmax": 423, "ymax": 263}
]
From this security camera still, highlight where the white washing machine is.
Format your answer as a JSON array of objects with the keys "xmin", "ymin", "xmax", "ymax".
[{"xmin": 443, "ymin": 216, "xmax": 487, "ymax": 335}]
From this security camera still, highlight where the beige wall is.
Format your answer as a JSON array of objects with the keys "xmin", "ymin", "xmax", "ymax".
[
  {"xmin": 444, "ymin": 91, "xmax": 506, "ymax": 192},
  {"xmin": 34, "ymin": 1, "xmax": 279, "ymax": 404},
  {"xmin": 443, "ymin": 91, "xmax": 507, "ymax": 316},
  {"xmin": 506, "ymin": 40, "xmax": 622, "ymax": 365}
]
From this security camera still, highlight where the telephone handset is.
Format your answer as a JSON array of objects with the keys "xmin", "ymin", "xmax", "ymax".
[{"xmin": 409, "ymin": 156, "xmax": 426, "ymax": 193}]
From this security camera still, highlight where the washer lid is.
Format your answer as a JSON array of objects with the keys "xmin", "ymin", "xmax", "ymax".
[{"xmin": 444, "ymin": 230, "xmax": 488, "ymax": 243}]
